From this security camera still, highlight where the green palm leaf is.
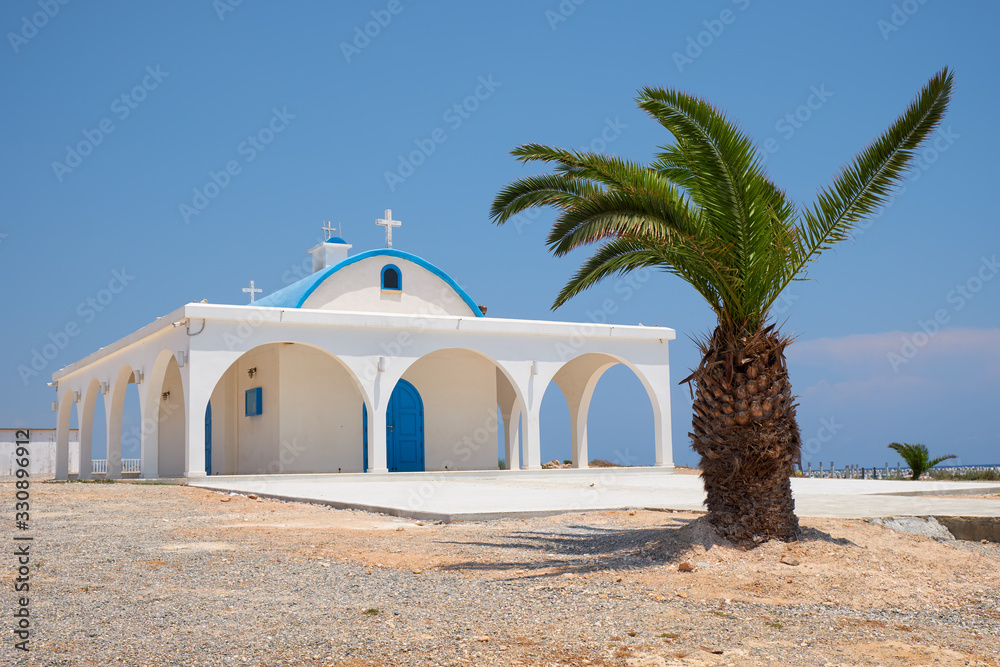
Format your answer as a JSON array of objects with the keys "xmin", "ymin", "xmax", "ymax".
[
  {"xmin": 782, "ymin": 69, "xmax": 954, "ymax": 302},
  {"xmin": 490, "ymin": 68, "xmax": 953, "ymax": 340}
]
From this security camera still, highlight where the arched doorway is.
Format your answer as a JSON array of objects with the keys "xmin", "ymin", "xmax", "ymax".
[
  {"xmin": 79, "ymin": 379, "xmax": 102, "ymax": 480},
  {"xmin": 363, "ymin": 379, "xmax": 424, "ymax": 472},
  {"xmin": 584, "ymin": 364, "xmax": 654, "ymax": 466},
  {"xmin": 548, "ymin": 353, "xmax": 659, "ymax": 468},
  {"xmin": 207, "ymin": 342, "xmax": 366, "ymax": 474},
  {"xmin": 156, "ymin": 356, "xmax": 186, "ymax": 477},
  {"xmin": 391, "ymin": 348, "xmax": 523, "ymax": 472}
]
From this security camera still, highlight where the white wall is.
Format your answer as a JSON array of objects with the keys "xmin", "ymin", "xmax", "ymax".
[
  {"xmin": 277, "ymin": 344, "xmax": 364, "ymax": 473},
  {"xmin": 302, "ymin": 256, "xmax": 477, "ymax": 317},
  {"xmin": 401, "ymin": 350, "xmax": 498, "ymax": 471},
  {"xmin": 1, "ymin": 429, "xmax": 79, "ymax": 477},
  {"xmin": 209, "ymin": 364, "xmax": 238, "ymax": 475},
  {"xmin": 234, "ymin": 345, "xmax": 281, "ymax": 474},
  {"xmin": 207, "ymin": 344, "xmax": 366, "ymax": 474},
  {"xmin": 158, "ymin": 360, "xmax": 186, "ymax": 477}
]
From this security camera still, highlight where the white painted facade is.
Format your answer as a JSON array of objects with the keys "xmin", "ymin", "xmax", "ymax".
[
  {"xmin": 50, "ymin": 235, "xmax": 677, "ymax": 480},
  {"xmin": 304, "ymin": 254, "xmax": 477, "ymax": 317}
]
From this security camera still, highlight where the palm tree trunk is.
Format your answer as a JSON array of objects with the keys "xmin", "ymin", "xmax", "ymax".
[{"xmin": 689, "ymin": 325, "xmax": 801, "ymax": 545}]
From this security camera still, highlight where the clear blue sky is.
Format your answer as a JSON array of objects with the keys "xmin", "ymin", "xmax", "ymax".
[{"xmin": 2, "ymin": 0, "xmax": 998, "ymax": 469}]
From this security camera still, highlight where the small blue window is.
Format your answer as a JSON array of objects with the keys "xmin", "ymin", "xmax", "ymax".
[
  {"xmin": 245, "ymin": 387, "xmax": 262, "ymax": 416},
  {"xmin": 381, "ymin": 264, "xmax": 401, "ymax": 291}
]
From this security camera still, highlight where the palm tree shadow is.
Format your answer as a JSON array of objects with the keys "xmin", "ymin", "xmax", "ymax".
[{"xmin": 436, "ymin": 515, "xmax": 859, "ymax": 580}]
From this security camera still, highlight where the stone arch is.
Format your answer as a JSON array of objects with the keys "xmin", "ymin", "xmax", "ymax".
[
  {"xmin": 392, "ymin": 347, "xmax": 527, "ymax": 472},
  {"xmin": 55, "ymin": 387, "xmax": 75, "ymax": 480},
  {"xmin": 78, "ymin": 378, "xmax": 103, "ymax": 480},
  {"xmin": 548, "ymin": 352, "xmax": 664, "ymax": 469},
  {"xmin": 206, "ymin": 341, "xmax": 368, "ymax": 475},
  {"xmin": 156, "ymin": 355, "xmax": 186, "ymax": 477},
  {"xmin": 107, "ymin": 364, "xmax": 139, "ymax": 479},
  {"xmin": 141, "ymin": 349, "xmax": 182, "ymax": 478},
  {"xmin": 538, "ymin": 379, "xmax": 573, "ymax": 467}
]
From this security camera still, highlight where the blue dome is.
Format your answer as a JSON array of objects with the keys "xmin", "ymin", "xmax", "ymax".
[{"xmin": 325, "ymin": 237, "xmax": 348, "ymax": 244}]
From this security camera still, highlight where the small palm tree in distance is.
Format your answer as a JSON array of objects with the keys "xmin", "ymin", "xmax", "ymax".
[{"xmin": 888, "ymin": 442, "xmax": 956, "ymax": 480}]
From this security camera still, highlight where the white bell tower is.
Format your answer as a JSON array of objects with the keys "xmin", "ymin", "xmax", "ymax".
[{"xmin": 309, "ymin": 221, "xmax": 352, "ymax": 272}]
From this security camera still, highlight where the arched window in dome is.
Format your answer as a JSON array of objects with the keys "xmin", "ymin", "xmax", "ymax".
[{"xmin": 381, "ymin": 264, "xmax": 401, "ymax": 291}]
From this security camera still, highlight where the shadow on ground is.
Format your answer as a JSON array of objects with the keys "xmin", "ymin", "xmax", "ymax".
[{"xmin": 437, "ymin": 515, "xmax": 859, "ymax": 579}]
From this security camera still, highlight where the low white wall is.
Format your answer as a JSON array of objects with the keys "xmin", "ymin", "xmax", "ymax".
[{"xmin": 1, "ymin": 429, "xmax": 80, "ymax": 476}]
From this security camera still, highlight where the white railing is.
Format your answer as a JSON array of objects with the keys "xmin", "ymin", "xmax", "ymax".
[{"xmin": 91, "ymin": 459, "xmax": 141, "ymax": 474}]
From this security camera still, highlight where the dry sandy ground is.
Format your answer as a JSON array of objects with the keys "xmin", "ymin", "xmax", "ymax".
[{"xmin": 7, "ymin": 481, "xmax": 999, "ymax": 666}]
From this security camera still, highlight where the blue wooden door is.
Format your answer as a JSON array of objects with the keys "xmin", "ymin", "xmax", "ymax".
[
  {"xmin": 389, "ymin": 379, "xmax": 423, "ymax": 472},
  {"xmin": 204, "ymin": 403, "xmax": 212, "ymax": 476},
  {"xmin": 362, "ymin": 379, "xmax": 424, "ymax": 472}
]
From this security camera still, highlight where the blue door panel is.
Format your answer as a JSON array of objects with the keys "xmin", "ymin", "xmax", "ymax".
[
  {"xmin": 362, "ymin": 380, "xmax": 424, "ymax": 472},
  {"xmin": 204, "ymin": 404, "xmax": 212, "ymax": 476}
]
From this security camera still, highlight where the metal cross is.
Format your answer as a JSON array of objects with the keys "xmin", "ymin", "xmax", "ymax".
[
  {"xmin": 321, "ymin": 221, "xmax": 337, "ymax": 240},
  {"xmin": 243, "ymin": 280, "xmax": 262, "ymax": 303},
  {"xmin": 376, "ymin": 209, "xmax": 401, "ymax": 248}
]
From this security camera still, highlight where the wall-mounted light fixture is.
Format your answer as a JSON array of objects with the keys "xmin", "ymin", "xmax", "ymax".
[
  {"xmin": 377, "ymin": 357, "xmax": 388, "ymax": 373},
  {"xmin": 133, "ymin": 371, "xmax": 143, "ymax": 384},
  {"xmin": 161, "ymin": 391, "xmax": 171, "ymax": 401},
  {"xmin": 247, "ymin": 367, "xmax": 257, "ymax": 379},
  {"xmin": 529, "ymin": 361, "xmax": 538, "ymax": 375},
  {"xmin": 72, "ymin": 391, "xmax": 81, "ymax": 403},
  {"xmin": 100, "ymin": 382, "xmax": 109, "ymax": 395},
  {"xmin": 175, "ymin": 351, "xmax": 186, "ymax": 368}
]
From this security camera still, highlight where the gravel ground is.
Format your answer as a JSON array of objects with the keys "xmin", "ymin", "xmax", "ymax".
[{"xmin": 4, "ymin": 480, "xmax": 998, "ymax": 666}]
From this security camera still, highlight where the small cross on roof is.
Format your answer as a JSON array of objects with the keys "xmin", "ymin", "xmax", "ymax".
[{"xmin": 243, "ymin": 280, "xmax": 262, "ymax": 303}]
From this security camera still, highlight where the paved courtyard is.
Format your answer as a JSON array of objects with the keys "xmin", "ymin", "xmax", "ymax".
[{"xmin": 189, "ymin": 468, "xmax": 1000, "ymax": 521}]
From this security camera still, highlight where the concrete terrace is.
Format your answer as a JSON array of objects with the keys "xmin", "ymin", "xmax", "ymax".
[{"xmin": 188, "ymin": 468, "xmax": 1000, "ymax": 522}]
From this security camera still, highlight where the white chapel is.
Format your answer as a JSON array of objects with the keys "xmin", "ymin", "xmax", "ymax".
[{"xmin": 51, "ymin": 212, "xmax": 676, "ymax": 480}]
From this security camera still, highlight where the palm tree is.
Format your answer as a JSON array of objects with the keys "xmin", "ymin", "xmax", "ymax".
[
  {"xmin": 490, "ymin": 69, "xmax": 953, "ymax": 546},
  {"xmin": 888, "ymin": 442, "xmax": 956, "ymax": 480}
]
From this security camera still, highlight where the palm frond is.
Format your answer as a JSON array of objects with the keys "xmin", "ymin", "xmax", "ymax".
[
  {"xmin": 544, "ymin": 176, "xmax": 701, "ymax": 255},
  {"xmin": 927, "ymin": 454, "xmax": 957, "ymax": 469},
  {"xmin": 551, "ymin": 236, "xmax": 730, "ymax": 313},
  {"xmin": 785, "ymin": 68, "xmax": 954, "ymax": 285},
  {"xmin": 510, "ymin": 143, "xmax": 648, "ymax": 191},
  {"xmin": 490, "ymin": 70, "xmax": 953, "ymax": 340},
  {"xmin": 490, "ymin": 174, "xmax": 602, "ymax": 223}
]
